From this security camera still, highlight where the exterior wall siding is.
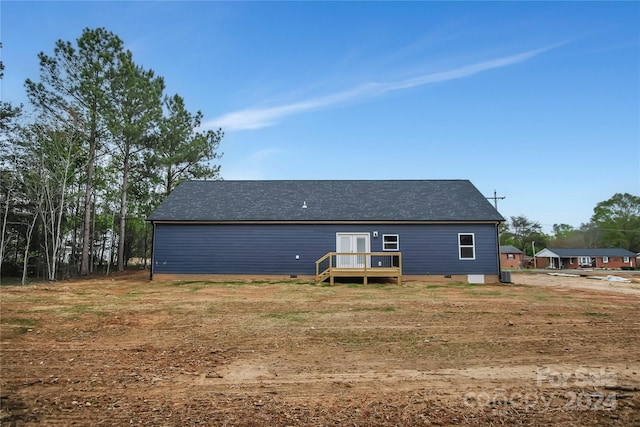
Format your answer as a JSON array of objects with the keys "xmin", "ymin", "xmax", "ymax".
[{"xmin": 152, "ymin": 223, "xmax": 500, "ymax": 276}]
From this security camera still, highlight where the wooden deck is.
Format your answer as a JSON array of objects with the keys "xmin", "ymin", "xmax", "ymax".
[{"xmin": 315, "ymin": 252, "xmax": 402, "ymax": 285}]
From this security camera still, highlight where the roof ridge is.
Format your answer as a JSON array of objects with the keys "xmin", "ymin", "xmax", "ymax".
[
  {"xmin": 149, "ymin": 179, "xmax": 504, "ymax": 222},
  {"xmin": 186, "ymin": 179, "xmax": 471, "ymax": 183}
]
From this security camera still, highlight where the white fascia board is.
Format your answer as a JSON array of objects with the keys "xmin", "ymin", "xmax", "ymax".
[{"xmin": 536, "ymin": 248, "xmax": 558, "ymax": 258}]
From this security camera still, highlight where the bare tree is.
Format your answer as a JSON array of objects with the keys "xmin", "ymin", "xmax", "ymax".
[{"xmin": 26, "ymin": 28, "xmax": 124, "ymax": 276}]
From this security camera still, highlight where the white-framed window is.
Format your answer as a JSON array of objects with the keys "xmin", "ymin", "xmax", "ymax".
[
  {"xmin": 579, "ymin": 256, "xmax": 590, "ymax": 265},
  {"xmin": 602, "ymin": 256, "xmax": 609, "ymax": 263},
  {"xmin": 382, "ymin": 234, "xmax": 399, "ymax": 251},
  {"xmin": 507, "ymin": 253, "xmax": 515, "ymax": 259},
  {"xmin": 458, "ymin": 233, "xmax": 475, "ymax": 260},
  {"xmin": 624, "ymin": 256, "xmax": 630, "ymax": 263}
]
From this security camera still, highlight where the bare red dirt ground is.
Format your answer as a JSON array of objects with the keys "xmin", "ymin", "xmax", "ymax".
[{"xmin": 1, "ymin": 271, "xmax": 639, "ymax": 426}]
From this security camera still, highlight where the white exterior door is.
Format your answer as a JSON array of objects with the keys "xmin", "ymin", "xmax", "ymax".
[{"xmin": 336, "ymin": 233, "xmax": 370, "ymax": 268}]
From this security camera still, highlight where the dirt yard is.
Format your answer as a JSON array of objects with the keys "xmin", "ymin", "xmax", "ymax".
[{"xmin": 1, "ymin": 271, "xmax": 639, "ymax": 426}]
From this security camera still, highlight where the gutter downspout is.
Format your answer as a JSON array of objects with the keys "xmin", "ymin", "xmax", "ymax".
[
  {"xmin": 149, "ymin": 221, "xmax": 155, "ymax": 281},
  {"xmin": 496, "ymin": 222, "xmax": 502, "ymax": 280}
]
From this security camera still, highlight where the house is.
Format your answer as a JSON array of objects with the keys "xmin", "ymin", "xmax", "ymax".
[
  {"xmin": 535, "ymin": 248, "xmax": 637, "ymax": 270},
  {"xmin": 147, "ymin": 180, "xmax": 505, "ymax": 283},
  {"xmin": 500, "ymin": 245, "xmax": 524, "ymax": 269}
]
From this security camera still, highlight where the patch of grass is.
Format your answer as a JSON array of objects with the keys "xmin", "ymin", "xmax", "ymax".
[
  {"xmin": 1, "ymin": 318, "xmax": 39, "ymax": 338},
  {"xmin": 346, "ymin": 283, "xmax": 365, "ymax": 288},
  {"xmin": 122, "ymin": 290, "xmax": 162, "ymax": 297},
  {"xmin": 447, "ymin": 282, "xmax": 480, "ymax": 288},
  {"xmin": 58, "ymin": 304, "xmax": 107, "ymax": 317},
  {"xmin": 583, "ymin": 312, "xmax": 610, "ymax": 317},
  {"xmin": 170, "ymin": 280, "xmax": 257, "ymax": 291},
  {"xmin": 217, "ymin": 280, "xmax": 280, "ymax": 285},
  {"xmin": 342, "ymin": 283, "xmax": 399, "ymax": 298},
  {"xmin": 63, "ymin": 305, "xmax": 94, "ymax": 313},
  {"xmin": 351, "ymin": 306, "xmax": 397, "ymax": 312},
  {"xmin": 171, "ymin": 280, "xmax": 211, "ymax": 286},
  {"xmin": 205, "ymin": 303, "xmax": 221, "ymax": 313},
  {"xmin": 529, "ymin": 292, "xmax": 551, "ymax": 302},
  {"xmin": 125, "ymin": 291, "xmax": 144, "ymax": 297},
  {"xmin": 264, "ymin": 311, "xmax": 310, "ymax": 322},
  {"xmin": 1, "ymin": 317, "xmax": 39, "ymax": 327},
  {"xmin": 164, "ymin": 305, "xmax": 188, "ymax": 314},
  {"xmin": 417, "ymin": 282, "xmax": 474, "ymax": 292},
  {"xmin": 288, "ymin": 280, "xmax": 317, "ymax": 285},
  {"xmin": 9, "ymin": 327, "xmax": 32, "ymax": 336},
  {"xmin": 467, "ymin": 290, "xmax": 505, "ymax": 297}
]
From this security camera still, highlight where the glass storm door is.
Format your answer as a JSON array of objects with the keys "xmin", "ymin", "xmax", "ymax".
[{"xmin": 336, "ymin": 233, "xmax": 370, "ymax": 268}]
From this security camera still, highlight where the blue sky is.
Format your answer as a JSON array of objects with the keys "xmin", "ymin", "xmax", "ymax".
[{"xmin": 2, "ymin": 1, "xmax": 639, "ymax": 232}]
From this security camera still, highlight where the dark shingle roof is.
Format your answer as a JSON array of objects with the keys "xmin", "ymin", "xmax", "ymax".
[
  {"xmin": 500, "ymin": 245, "xmax": 523, "ymax": 254},
  {"xmin": 545, "ymin": 248, "xmax": 636, "ymax": 258},
  {"xmin": 147, "ymin": 180, "xmax": 505, "ymax": 222}
]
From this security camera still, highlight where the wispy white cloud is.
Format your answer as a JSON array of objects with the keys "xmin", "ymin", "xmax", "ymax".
[
  {"xmin": 204, "ymin": 44, "xmax": 560, "ymax": 132},
  {"xmin": 223, "ymin": 148, "xmax": 284, "ymax": 180}
]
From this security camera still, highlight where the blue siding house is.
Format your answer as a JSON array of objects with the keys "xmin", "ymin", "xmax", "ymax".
[{"xmin": 147, "ymin": 180, "xmax": 505, "ymax": 283}]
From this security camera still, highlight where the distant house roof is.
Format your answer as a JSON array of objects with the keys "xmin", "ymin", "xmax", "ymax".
[
  {"xmin": 147, "ymin": 180, "xmax": 505, "ymax": 222},
  {"xmin": 537, "ymin": 248, "xmax": 637, "ymax": 258},
  {"xmin": 500, "ymin": 245, "xmax": 523, "ymax": 254}
]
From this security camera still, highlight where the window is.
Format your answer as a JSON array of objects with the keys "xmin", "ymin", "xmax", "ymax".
[
  {"xmin": 624, "ymin": 256, "xmax": 630, "ymax": 263},
  {"xmin": 382, "ymin": 234, "xmax": 399, "ymax": 251},
  {"xmin": 602, "ymin": 256, "xmax": 609, "ymax": 263},
  {"xmin": 507, "ymin": 253, "xmax": 515, "ymax": 259},
  {"xmin": 458, "ymin": 233, "xmax": 475, "ymax": 260},
  {"xmin": 579, "ymin": 256, "xmax": 590, "ymax": 265}
]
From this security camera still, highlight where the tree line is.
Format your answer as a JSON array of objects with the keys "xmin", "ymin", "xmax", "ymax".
[
  {"xmin": 500, "ymin": 193, "xmax": 640, "ymax": 256},
  {"xmin": 0, "ymin": 28, "xmax": 223, "ymax": 283}
]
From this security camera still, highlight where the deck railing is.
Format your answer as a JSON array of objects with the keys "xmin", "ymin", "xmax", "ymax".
[{"xmin": 315, "ymin": 252, "xmax": 402, "ymax": 285}]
